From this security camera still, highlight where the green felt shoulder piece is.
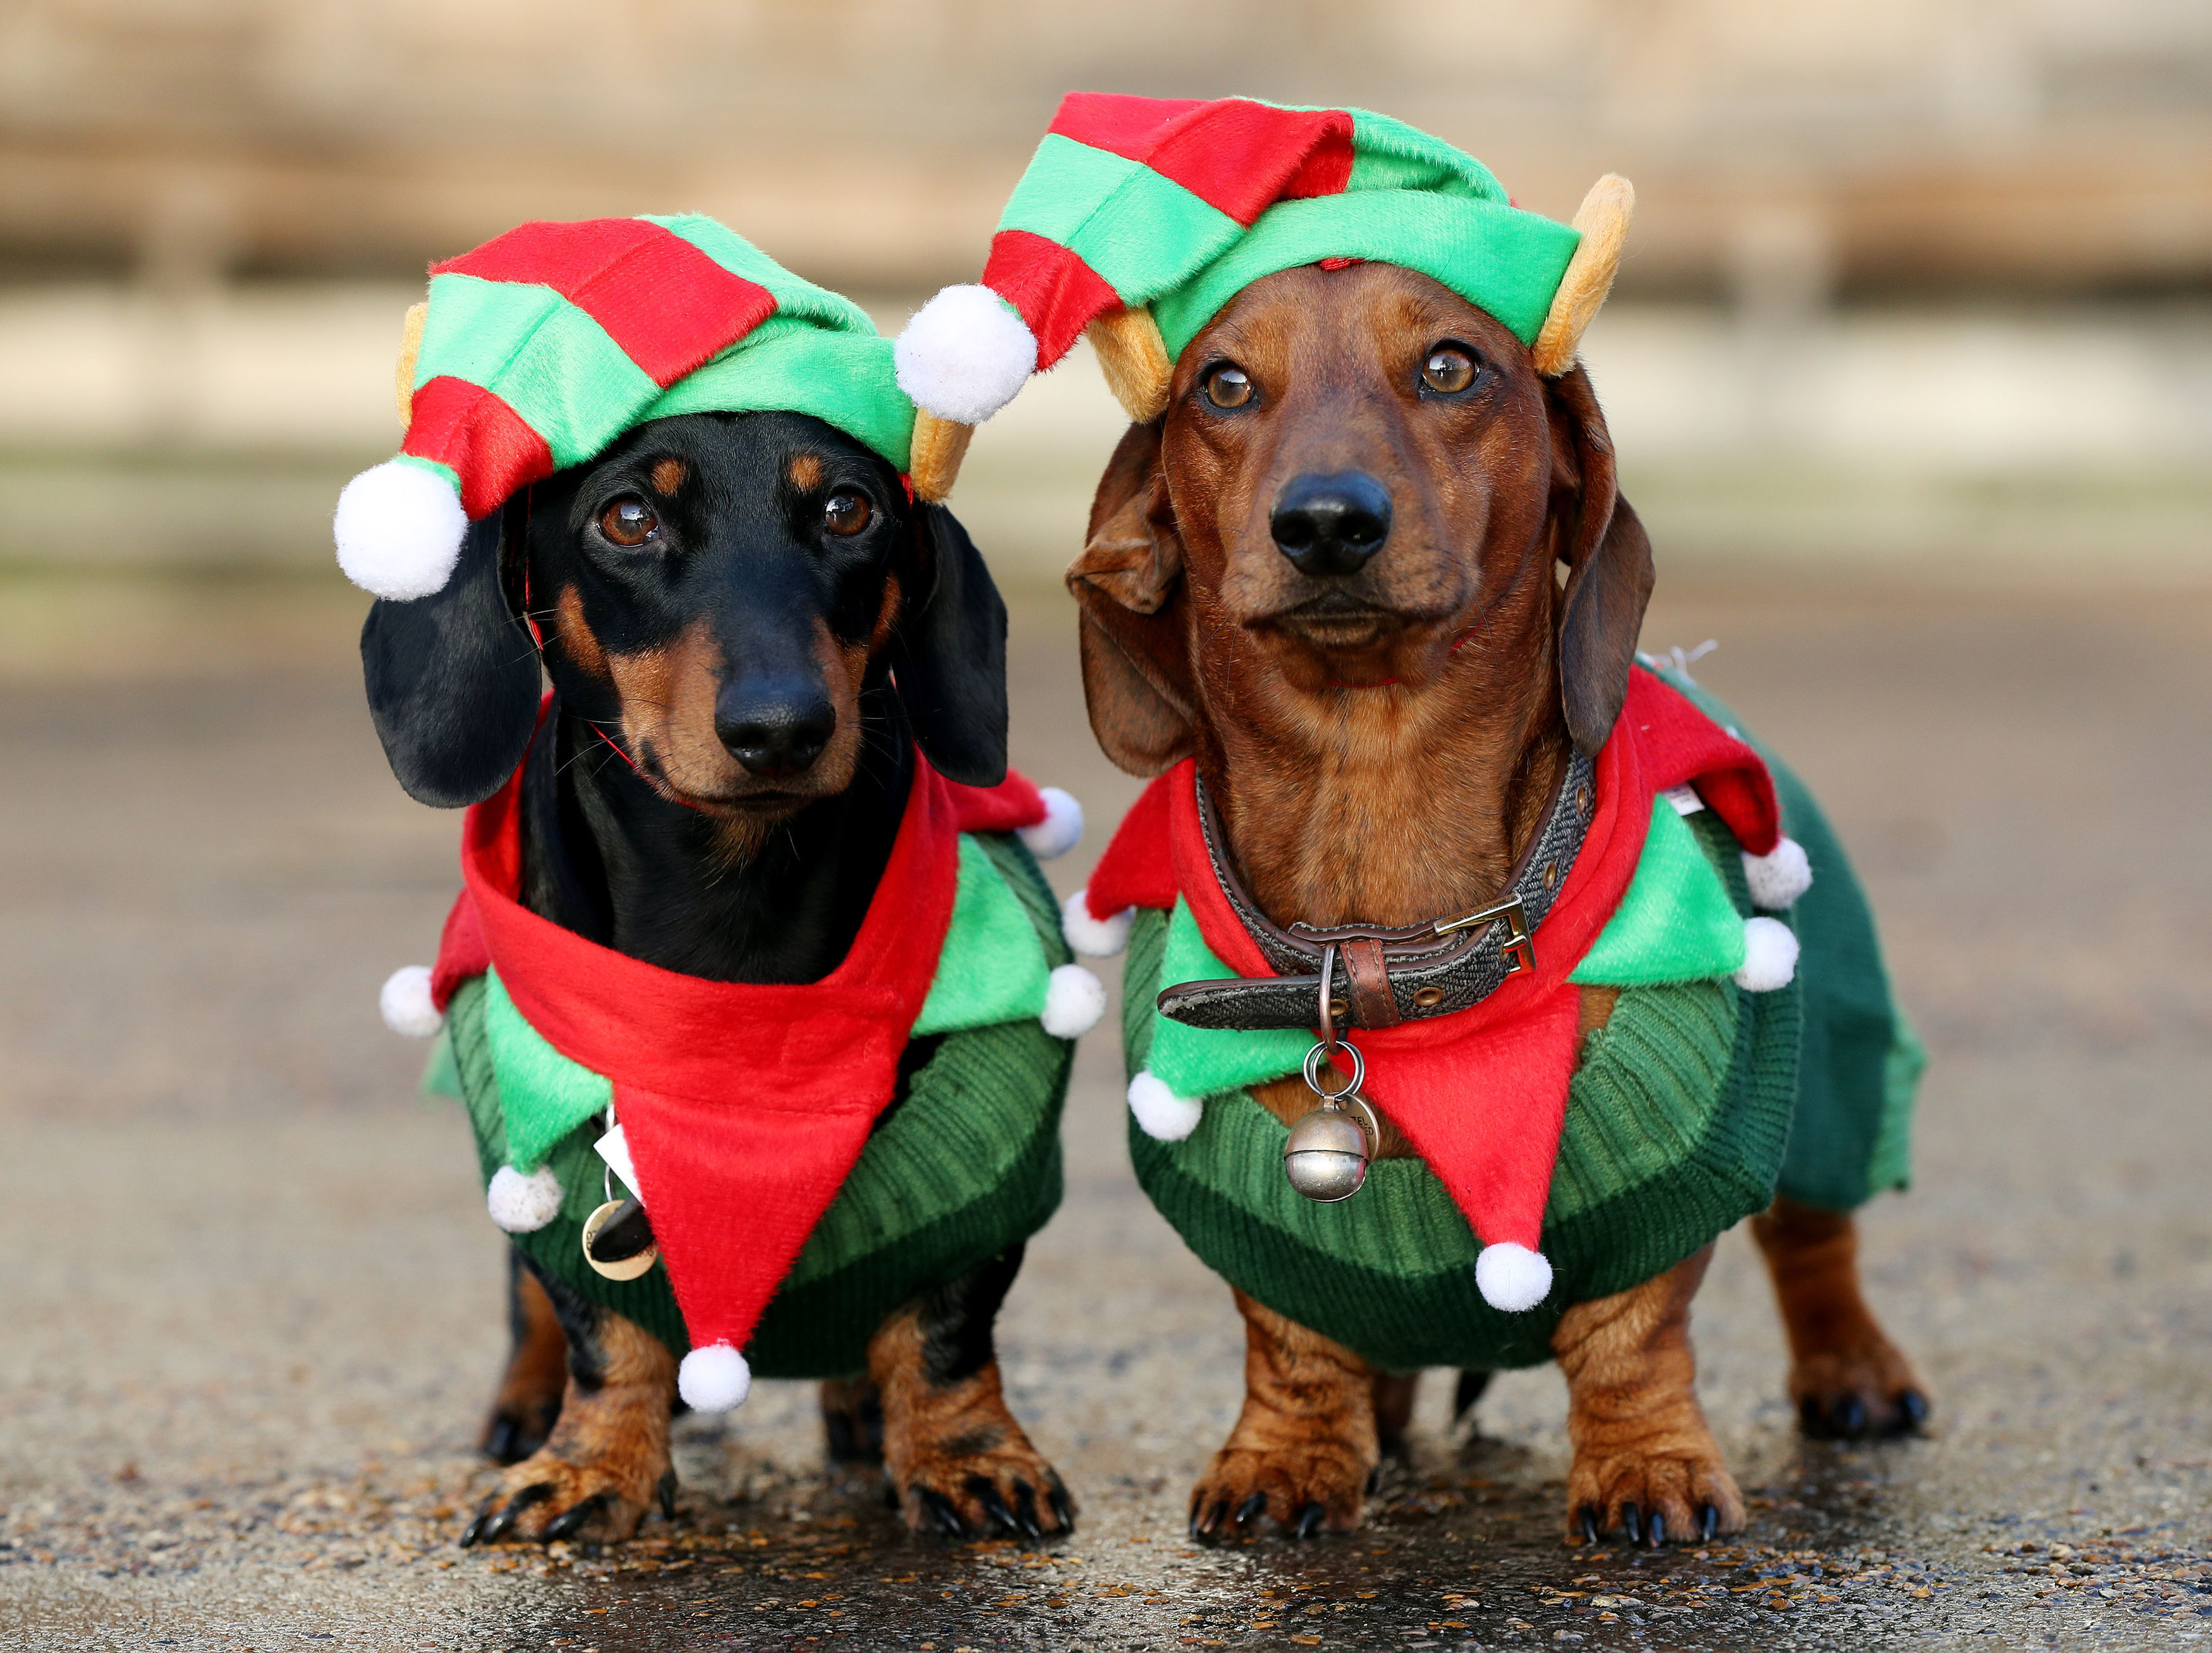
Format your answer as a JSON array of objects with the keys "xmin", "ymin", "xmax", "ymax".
[
  {"xmin": 912, "ymin": 834, "xmax": 1052, "ymax": 1037},
  {"xmin": 1570, "ymin": 798, "xmax": 1746, "ymax": 986},
  {"xmin": 485, "ymin": 968, "xmax": 612, "ymax": 1173},
  {"xmin": 1144, "ymin": 900, "xmax": 1313, "ymax": 1099}
]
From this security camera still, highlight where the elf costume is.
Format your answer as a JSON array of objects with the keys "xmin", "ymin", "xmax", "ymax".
[{"xmin": 349, "ymin": 217, "xmax": 1100, "ymax": 1412}]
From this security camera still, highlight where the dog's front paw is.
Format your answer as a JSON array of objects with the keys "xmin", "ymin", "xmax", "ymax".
[
  {"xmin": 1188, "ymin": 1436, "xmax": 1370, "ymax": 1542},
  {"xmin": 894, "ymin": 1425, "xmax": 1074, "ymax": 1540},
  {"xmin": 461, "ymin": 1448, "xmax": 673, "ymax": 1547},
  {"xmin": 1791, "ymin": 1336, "xmax": 1929, "ymax": 1440},
  {"xmin": 1566, "ymin": 1432, "xmax": 1744, "ymax": 1548}
]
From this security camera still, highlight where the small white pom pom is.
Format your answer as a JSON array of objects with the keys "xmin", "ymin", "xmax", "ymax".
[
  {"xmin": 1061, "ymin": 887, "xmax": 1134, "ymax": 958},
  {"xmin": 1127, "ymin": 1070, "xmax": 1203, "ymax": 1142},
  {"xmin": 1734, "ymin": 915, "xmax": 1800, "ymax": 992},
  {"xmin": 486, "ymin": 1164, "xmax": 564, "ymax": 1233},
  {"xmin": 1742, "ymin": 836, "xmax": 1813, "ymax": 910},
  {"xmin": 894, "ymin": 284, "xmax": 1038, "ymax": 425},
  {"xmin": 1475, "ymin": 1242, "xmax": 1553, "ymax": 1312},
  {"xmin": 1040, "ymin": 963, "xmax": 1107, "ymax": 1039},
  {"xmin": 334, "ymin": 459, "xmax": 470, "ymax": 601},
  {"xmin": 379, "ymin": 964, "xmax": 443, "ymax": 1037},
  {"xmin": 1017, "ymin": 787, "xmax": 1084, "ymax": 860},
  {"xmin": 678, "ymin": 1343, "xmax": 752, "ymax": 1413}
]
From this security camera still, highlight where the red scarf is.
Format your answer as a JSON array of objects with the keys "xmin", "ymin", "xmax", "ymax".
[
  {"xmin": 428, "ymin": 750, "xmax": 1047, "ymax": 1371},
  {"xmin": 1082, "ymin": 669, "xmax": 1778, "ymax": 1270}
]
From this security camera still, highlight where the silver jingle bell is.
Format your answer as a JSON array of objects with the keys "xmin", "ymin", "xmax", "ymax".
[{"xmin": 1283, "ymin": 1102, "xmax": 1372, "ymax": 1202}]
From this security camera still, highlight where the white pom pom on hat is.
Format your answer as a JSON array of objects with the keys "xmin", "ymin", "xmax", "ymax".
[
  {"xmin": 678, "ymin": 1342, "xmax": 752, "ymax": 1412},
  {"xmin": 1734, "ymin": 916, "xmax": 1800, "ymax": 992},
  {"xmin": 1040, "ymin": 963, "xmax": 1107, "ymax": 1039},
  {"xmin": 1062, "ymin": 887, "xmax": 1134, "ymax": 958},
  {"xmin": 334, "ymin": 459, "xmax": 470, "ymax": 601},
  {"xmin": 487, "ymin": 1164, "xmax": 565, "ymax": 1233},
  {"xmin": 1017, "ymin": 787, "xmax": 1084, "ymax": 861},
  {"xmin": 1742, "ymin": 836, "xmax": 1813, "ymax": 910},
  {"xmin": 1475, "ymin": 1242, "xmax": 1553, "ymax": 1312},
  {"xmin": 1128, "ymin": 1070, "xmax": 1204, "ymax": 1142},
  {"xmin": 894, "ymin": 284, "xmax": 1039, "ymax": 425},
  {"xmin": 379, "ymin": 964, "xmax": 444, "ymax": 1037}
]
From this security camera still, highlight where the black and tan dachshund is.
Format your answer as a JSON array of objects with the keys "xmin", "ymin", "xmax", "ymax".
[{"xmin": 361, "ymin": 410, "xmax": 1071, "ymax": 1543}]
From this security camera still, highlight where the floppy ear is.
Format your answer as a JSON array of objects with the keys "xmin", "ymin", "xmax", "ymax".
[
  {"xmin": 890, "ymin": 503, "xmax": 1009, "ymax": 788},
  {"xmin": 1066, "ymin": 420, "xmax": 1198, "ymax": 776},
  {"xmin": 1545, "ymin": 365, "xmax": 1655, "ymax": 757},
  {"xmin": 360, "ymin": 504, "xmax": 543, "ymax": 807}
]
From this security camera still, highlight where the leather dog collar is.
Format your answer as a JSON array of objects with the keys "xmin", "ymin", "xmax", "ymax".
[{"xmin": 1155, "ymin": 750, "xmax": 1597, "ymax": 1032}]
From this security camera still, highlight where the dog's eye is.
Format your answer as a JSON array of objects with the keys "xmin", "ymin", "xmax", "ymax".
[
  {"xmin": 822, "ymin": 491, "xmax": 873, "ymax": 537},
  {"xmin": 1204, "ymin": 364, "xmax": 1255, "ymax": 410},
  {"xmin": 599, "ymin": 497, "xmax": 659, "ymax": 547},
  {"xmin": 1421, "ymin": 346, "xmax": 1478, "ymax": 396}
]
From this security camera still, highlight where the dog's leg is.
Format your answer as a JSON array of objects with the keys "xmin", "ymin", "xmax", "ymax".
[
  {"xmin": 1753, "ymin": 1198, "xmax": 1928, "ymax": 1439},
  {"xmin": 870, "ymin": 1245, "xmax": 1073, "ymax": 1538},
  {"xmin": 1554, "ymin": 1247, "xmax": 1744, "ymax": 1547},
  {"xmin": 819, "ymin": 1376, "xmax": 884, "ymax": 1465},
  {"xmin": 480, "ymin": 1249, "xmax": 568, "ymax": 1464},
  {"xmin": 1189, "ymin": 1288, "xmax": 1378, "ymax": 1541},
  {"xmin": 461, "ymin": 1265, "xmax": 677, "ymax": 1546},
  {"xmin": 1370, "ymin": 1372, "xmax": 1419, "ymax": 1456}
]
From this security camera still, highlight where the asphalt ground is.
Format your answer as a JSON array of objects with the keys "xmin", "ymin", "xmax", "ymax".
[{"xmin": 0, "ymin": 570, "xmax": 2208, "ymax": 1650}]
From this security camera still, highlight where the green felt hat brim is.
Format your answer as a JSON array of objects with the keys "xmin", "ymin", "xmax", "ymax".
[
  {"xmin": 1150, "ymin": 192, "xmax": 1582, "ymax": 365},
  {"xmin": 642, "ymin": 317, "xmax": 915, "ymax": 473}
]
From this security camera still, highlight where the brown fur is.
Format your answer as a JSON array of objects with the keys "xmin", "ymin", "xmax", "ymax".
[
  {"xmin": 1753, "ymin": 1197, "xmax": 1928, "ymax": 1435},
  {"xmin": 787, "ymin": 453, "xmax": 824, "ymax": 492},
  {"xmin": 866, "ymin": 1304, "xmax": 1073, "ymax": 1536},
  {"xmin": 475, "ymin": 1311, "xmax": 678, "ymax": 1544},
  {"xmin": 1072, "ymin": 260, "xmax": 1913, "ymax": 1544},
  {"xmin": 480, "ymin": 1267, "xmax": 568, "ymax": 1461},
  {"xmin": 551, "ymin": 584, "xmax": 608, "ymax": 681},
  {"xmin": 649, "ymin": 456, "xmax": 689, "ymax": 495}
]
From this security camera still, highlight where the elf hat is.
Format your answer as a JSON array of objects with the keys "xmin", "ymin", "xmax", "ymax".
[
  {"xmin": 335, "ymin": 216, "xmax": 918, "ymax": 602},
  {"xmin": 892, "ymin": 94, "xmax": 1633, "ymax": 497}
]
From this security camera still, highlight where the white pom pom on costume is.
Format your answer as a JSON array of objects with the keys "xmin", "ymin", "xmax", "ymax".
[
  {"xmin": 678, "ymin": 1343, "xmax": 752, "ymax": 1413},
  {"xmin": 1127, "ymin": 1070, "xmax": 1203, "ymax": 1142},
  {"xmin": 1734, "ymin": 916, "xmax": 1800, "ymax": 992},
  {"xmin": 1475, "ymin": 1242, "xmax": 1554, "ymax": 1312},
  {"xmin": 1742, "ymin": 836, "xmax": 1813, "ymax": 910},
  {"xmin": 334, "ymin": 459, "xmax": 470, "ymax": 601},
  {"xmin": 1062, "ymin": 887, "xmax": 1134, "ymax": 958},
  {"xmin": 894, "ymin": 284, "xmax": 1038, "ymax": 425},
  {"xmin": 1040, "ymin": 963, "xmax": 1107, "ymax": 1039},
  {"xmin": 379, "ymin": 964, "xmax": 443, "ymax": 1037},
  {"xmin": 1017, "ymin": 787, "xmax": 1084, "ymax": 860},
  {"xmin": 486, "ymin": 1164, "xmax": 564, "ymax": 1233}
]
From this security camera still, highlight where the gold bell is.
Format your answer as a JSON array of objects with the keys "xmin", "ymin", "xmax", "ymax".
[{"xmin": 1284, "ymin": 1102, "xmax": 1373, "ymax": 1202}]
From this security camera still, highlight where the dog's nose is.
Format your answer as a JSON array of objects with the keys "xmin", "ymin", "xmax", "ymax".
[
  {"xmin": 715, "ymin": 683, "xmax": 837, "ymax": 778},
  {"xmin": 1270, "ymin": 472, "xmax": 1393, "ymax": 577}
]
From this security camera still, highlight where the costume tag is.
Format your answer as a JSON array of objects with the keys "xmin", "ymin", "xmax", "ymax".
[
  {"xmin": 1663, "ymin": 784, "xmax": 1706, "ymax": 817},
  {"xmin": 595, "ymin": 1123, "xmax": 641, "ymax": 1200}
]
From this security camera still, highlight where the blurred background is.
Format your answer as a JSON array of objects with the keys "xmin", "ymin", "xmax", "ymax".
[{"xmin": 3, "ymin": 4, "xmax": 2210, "ymax": 1641}]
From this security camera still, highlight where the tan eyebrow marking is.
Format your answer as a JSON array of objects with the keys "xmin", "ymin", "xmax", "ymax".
[
  {"xmin": 789, "ymin": 454, "xmax": 825, "ymax": 492},
  {"xmin": 649, "ymin": 457, "xmax": 688, "ymax": 495}
]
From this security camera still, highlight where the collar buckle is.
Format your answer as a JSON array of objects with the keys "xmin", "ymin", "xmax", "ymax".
[{"xmin": 1433, "ymin": 892, "xmax": 1536, "ymax": 976}]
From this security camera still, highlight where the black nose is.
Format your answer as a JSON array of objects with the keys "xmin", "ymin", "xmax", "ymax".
[
  {"xmin": 715, "ymin": 681, "xmax": 837, "ymax": 778},
  {"xmin": 1270, "ymin": 472, "xmax": 1393, "ymax": 577}
]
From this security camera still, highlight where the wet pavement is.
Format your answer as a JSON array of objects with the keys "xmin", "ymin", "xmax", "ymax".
[{"xmin": 1, "ymin": 574, "xmax": 2208, "ymax": 1650}]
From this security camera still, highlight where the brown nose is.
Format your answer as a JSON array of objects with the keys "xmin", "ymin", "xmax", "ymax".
[{"xmin": 1270, "ymin": 472, "xmax": 1392, "ymax": 577}]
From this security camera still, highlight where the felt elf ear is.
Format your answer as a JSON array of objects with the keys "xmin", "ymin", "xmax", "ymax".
[
  {"xmin": 394, "ymin": 300, "xmax": 427, "ymax": 429},
  {"xmin": 1085, "ymin": 306, "xmax": 1174, "ymax": 423},
  {"xmin": 1531, "ymin": 174, "xmax": 1634, "ymax": 378}
]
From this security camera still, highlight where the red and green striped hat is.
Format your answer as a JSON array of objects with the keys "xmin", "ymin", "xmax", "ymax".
[
  {"xmin": 336, "ymin": 216, "xmax": 915, "ymax": 601},
  {"xmin": 894, "ymin": 94, "xmax": 1629, "ymax": 436}
]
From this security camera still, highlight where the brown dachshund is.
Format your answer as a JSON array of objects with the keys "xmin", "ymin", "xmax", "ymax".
[{"xmin": 1067, "ymin": 261, "xmax": 1926, "ymax": 1544}]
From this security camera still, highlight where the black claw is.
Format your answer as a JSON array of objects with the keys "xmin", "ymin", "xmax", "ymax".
[
  {"xmin": 1896, "ymin": 1389, "xmax": 1929, "ymax": 1432},
  {"xmin": 1833, "ymin": 1394, "xmax": 1868, "ymax": 1437},
  {"xmin": 1646, "ymin": 1510, "xmax": 1665, "ymax": 1547},
  {"xmin": 969, "ymin": 1476, "xmax": 1021, "ymax": 1536},
  {"xmin": 1578, "ymin": 1505, "xmax": 1600, "ymax": 1545},
  {"xmin": 1294, "ymin": 1501, "xmax": 1325, "ymax": 1539},
  {"xmin": 1047, "ymin": 1481, "xmax": 1075, "ymax": 1534},
  {"xmin": 1366, "ymin": 1463, "xmax": 1383, "ymax": 1494},
  {"xmin": 540, "ymin": 1494, "xmax": 607, "ymax": 1543},
  {"xmin": 1621, "ymin": 1503, "xmax": 1642, "ymax": 1545},
  {"xmin": 1188, "ymin": 1497, "xmax": 1206, "ymax": 1542},
  {"xmin": 458, "ymin": 1496, "xmax": 499, "ymax": 1549},
  {"xmin": 657, "ymin": 1469, "xmax": 678, "ymax": 1522},
  {"xmin": 1699, "ymin": 1502, "xmax": 1719, "ymax": 1543},
  {"xmin": 1011, "ymin": 1479, "xmax": 1044, "ymax": 1539},
  {"xmin": 478, "ymin": 1482, "xmax": 550, "ymax": 1544},
  {"xmin": 1235, "ymin": 1491, "xmax": 1268, "ymax": 1527},
  {"xmin": 918, "ymin": 1487, "xmax": 965, "ymax": 1537}
]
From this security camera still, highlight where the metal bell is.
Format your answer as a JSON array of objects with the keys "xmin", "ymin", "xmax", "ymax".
[{"xmin": 1284, "ymin": 1102, "xmax": 1371, "ymax": 1202}]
